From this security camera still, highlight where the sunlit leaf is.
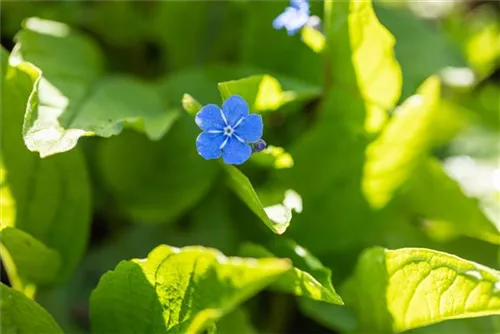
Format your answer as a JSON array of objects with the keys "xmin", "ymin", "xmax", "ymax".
[
  {"xmin": 272, "ymin": 0, "xmax": 402, "ymax": 254},
  {"xmin": 0, "ymin": 283, "xmax": 63, "ymax": 334},
  {"xmin": 0, "ymin": 227, "xmax": 61, "ymax": 290},
  {"xmin": 224, "ymin": 165, "xmax": 292, "ymax": 234},
  {"xmin": 217, "ymin": 74, "xmax": 320, "ymax": 113},
  {"xmin": 251, "ymin": 145, "xmax": 294, "ymax": 169},
  {"xmin": 403, "ymin": 158, "xmax": 500, "ymax": 245},
  {"xmin": 240, "ymin": 239, "xmax": 343, "ymax": 305},
  {"xmin": 301, "ymin": 25, "xmax": 326, "ymax": 53},
  {"xmin": 363, "ymin": 76, "xmax": 441, "ymax": 208},
  {"xmin": 13, "ymin": 18, "xmax": 176, "ymax": 157},
  {"xmin": 90, "ymin": 245, "xmax": 291, "ymax": 334},
  {"xmin": 324, "ymin": 0, "xmax": 402, "ymax": 133},
  {"xmin": 342, "ymin": 247, "xmax": 500, "ymax": 332},
  {"xmin": 1, "ymin": 50, "xmax": 91, "ymax": 284}
]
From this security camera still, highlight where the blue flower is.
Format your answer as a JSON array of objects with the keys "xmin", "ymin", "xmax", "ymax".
[
  {"xmin": 195, "ymin": 95, "xmax": 263, "ymax": 165},
  {"xmin": 273, "ymin": 0, "xmax": 310, "ymax": 36}
]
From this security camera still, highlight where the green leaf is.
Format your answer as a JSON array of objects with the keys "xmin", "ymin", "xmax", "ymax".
[
  {"xmin": 223, "ymin": 165, "xmax": 292, "ymax": 234},
  {"xmin": 96, "ymin": 115, "xmax": 218, "ymax": 224},
  {"xmin": 217, "ymin": 74, "xmax": 320, "ymax": 113},
  {"xmin": 0, "ymin": 283, "xmax": 63, "ymax": 334},
  {"xmin": 216, "ymin": 308, "xmax": 257, "ymax": 334},
  {"xmin": 240, "ymin": 239, "xmax": 343, "ymax": 305},
  {"xmin": 374, "ymin": 4, "xmax": 466, "ymax": 99},
  {"xmin": 1, "ymin": 49, "xmax": 91, "ymax": 283},
  {"xmin": 362, "ymin": 76, "xmax": 441, "ymax": 208},
  {"xmin": 403, "ymin": 158, "xmax": 500, "ymax": 244},
  {"xmin": 342, "ymin": 247, "xmax": 500, "ymax": 332},
  {"xmin": 90, "ymin": 245, "xmax": 291, "ymax": 334},
  {"xmin": 13, "ymin": 18, "xmax": 176, "ymax": 157},
  {"xmin": 299, "ymin": 298, "xmax": 358, "ymax": 332},
  {"xmin": 241, "ymin": 1, "xmax": 323, "ymax": 84},
  {"xmin": 0, "ymin": 227, "xmax": 61, "ymax": 289},
  {"xmin": 324, "ymin": 0, "xmax": 402, "ymax": 132},
  {"xmin": 271, "ymin": 0, "xmax": 402, "ymax": 254},
  {"xmin": 250, "ymin": 145, "xmax": 294, "ymax": 170}
]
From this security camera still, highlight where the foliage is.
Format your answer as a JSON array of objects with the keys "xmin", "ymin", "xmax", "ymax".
[{"xmin": 1, "ymin": 0, "xmax": 499, "ymax": 333}]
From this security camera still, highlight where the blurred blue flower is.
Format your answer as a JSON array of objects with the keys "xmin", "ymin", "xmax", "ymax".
[
  {"xmin": 195, "ymin": 95, "xmax": 263, "ymax": 165},
  {"xmin": 273, "ymin": 0, "xmax": 310, "ymax": 36}
]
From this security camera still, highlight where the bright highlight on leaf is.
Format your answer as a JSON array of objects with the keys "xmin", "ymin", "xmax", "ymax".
[
  {"xmin": 363, "ymin": 76, "xmax": 441, "ymax": 209},
  {"xmin": 218, "ymin": 74, "xmax": 320, "ymax": 113},
  {"xmin": 342, "ymin": 247, "xmax": 500, "ymax": 333},
  {"xmin": 240, "ymin": 239, "xmax": 343, "ymax": 305},
  {"xmin": 90, "ymin": 245, "xmax": 291, "ymax": 334},
  {"xmin": 1, "ymin": 48, "xmax": 91, "ymax": 288},
  {"xmin": 14, "ymin": 18, "xmax": 177, "ymax": 157},
  {"xmin": 224, "ymin": 165, "xmax": 297, "ymax": 234}
]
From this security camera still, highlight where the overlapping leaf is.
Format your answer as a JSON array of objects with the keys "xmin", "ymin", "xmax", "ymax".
[
  {"xmin": 90, "ymin": 245, "xmax": 291, "ymax": 334},
  {"xmin": 240, "ymin": 239, "xmax": 343, "ymax": 304},
  {"xmin": 1, "ymin": 48, "xmax": 91, "ymax": 287},
  {"xmin": 13, "ymin": 17, "xmax": 177, "ymax": 157},
  {"xmin": 363, "ymin": 76, "xmax": 441, "ymax": 208},
  {"xmin": 217, "ymin": 74, "xmax": 320, "ymax": 113},
  {"xmin": 403, "ymin": 158, "xmax": 500, "ymax": 244}
]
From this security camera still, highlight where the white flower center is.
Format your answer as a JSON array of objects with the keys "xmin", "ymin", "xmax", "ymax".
[{"xmin": 223, "ymin": 126, "xmax": 234, "ymax": 136}]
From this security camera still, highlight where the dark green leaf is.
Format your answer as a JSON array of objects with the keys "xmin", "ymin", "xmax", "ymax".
[
  {"xmin": 0, "ymin": 283, "xmax": 63, "ymax": 334},
  {"xmin": 96, "ymin": 115, "xmax": 218, "ymax": 224}
]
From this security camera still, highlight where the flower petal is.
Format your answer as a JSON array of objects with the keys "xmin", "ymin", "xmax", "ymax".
[
  {"xmin": 235, "ymin": 114, "xmax": 263, "ymax": 143},
  {"xmin": 284, "ymin": 10, "xmax": 309, "ymax": 35},
  {"xmin": 196, "ymin": 132, "xmax": 225, "ymax": 160},
  {"xmin": 222, "ymin": 95, "xmax": 249, "ymax": 127},
  {"xmin": 273, "ymin": 7, "xmax": 296, "ymax": 30},
  {"xmin": 290, "ymin": 0, "xmax": 309, "ymax": 13},
  {"xmin": 222, "ymin": 137, "xmax": 252, "ymax": 165},
  {"xmin": 195, "ymin": 104, "xmax": 225, "ymax": 131}
]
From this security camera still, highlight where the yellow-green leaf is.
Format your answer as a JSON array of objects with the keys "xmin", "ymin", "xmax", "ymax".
[
  {"xmin": 240, "ymin": 239, "xmax": 343, "ymax": 305},
  {"xmin": 363, "ymin": 76, "xmax": 441, "ymax": 208},
  {"xmin": 342, "ymin": 247, "xmax": 500, "ymax": 332},
  {"xmin": 1, "ymin": 48, "xmax": 91, "ymax": 285},
  {"xmin": 403, "ymin": 158, "xmax": 500, "ymax": 244},
  {"xmin": 90, "ymin": 245, "xmax": 291, "ymax": 334},
  {"xmin": 0, "ymin": 227, "xmax": 61, "ymax": 292},
  {"xmin": 217, "ymin": 74, "xmax": 320, "ymax": 113}
]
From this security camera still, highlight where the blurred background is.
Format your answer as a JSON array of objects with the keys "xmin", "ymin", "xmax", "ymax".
[{"xmin": 1, "ymin": 0, "xmax": 499, "ymax": 333}]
